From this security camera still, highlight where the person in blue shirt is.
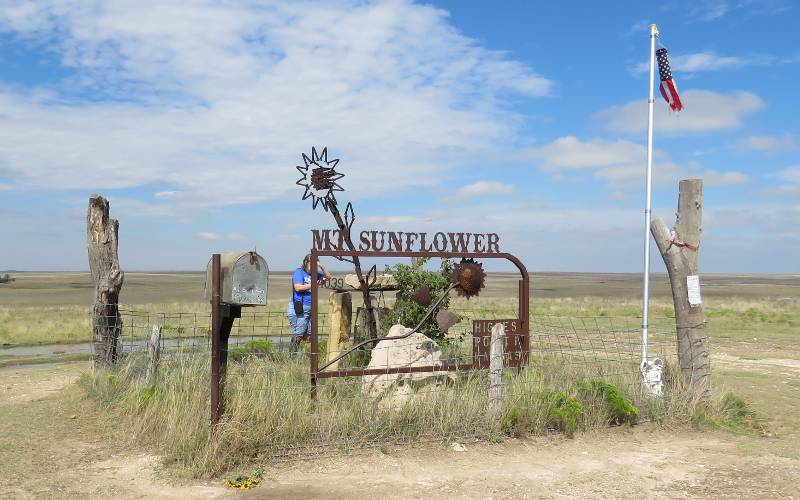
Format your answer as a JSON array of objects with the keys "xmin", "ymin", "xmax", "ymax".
[{"xmin": 287, "ymin": 253, "xmax": 330, "ymax": 353}]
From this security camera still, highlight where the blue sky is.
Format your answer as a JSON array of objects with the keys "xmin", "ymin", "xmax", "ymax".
[{"xmin": 0, "ymin": 0, "xmax": 798, "ymax": 273}]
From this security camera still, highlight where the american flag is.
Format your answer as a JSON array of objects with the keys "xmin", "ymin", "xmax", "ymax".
[{"xmin": 656, "ymin": 47, "xmax": 683, "ymax": 112}]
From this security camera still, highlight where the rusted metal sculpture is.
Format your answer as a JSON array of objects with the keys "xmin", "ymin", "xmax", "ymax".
[
  {"xmin": 296, "ymin": 147, "xmax": 378, "ymax": 339},
  {"xmin": 296, "ymin": 147, "xmax": 530, "ymax": 398},
  {"xmin": 452, "ymin": 258, "xmax": 486, "ymax": 298},
  {"xmin": 412, "ymin": 286, "xmax": 433, "ymax": 308}
]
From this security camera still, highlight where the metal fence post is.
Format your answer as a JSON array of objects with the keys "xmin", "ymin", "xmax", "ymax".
[{"xmin": 210, "ymin": 253, "xmax": 222, "ymax": 427}]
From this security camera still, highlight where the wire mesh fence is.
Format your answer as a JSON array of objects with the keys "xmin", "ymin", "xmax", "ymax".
[{"xmin": 91, "ymin": 303, "xmax": 693, "ymax": 461}]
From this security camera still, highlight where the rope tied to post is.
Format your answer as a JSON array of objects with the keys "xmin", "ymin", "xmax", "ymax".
[{"xmin": 667, "ymin": 229, "xmax": 699, "ymax": 251}]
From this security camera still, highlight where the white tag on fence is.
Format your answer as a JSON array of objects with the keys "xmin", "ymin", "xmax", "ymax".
[{"xmin": 687, "ymin": 275, "xmax": 702, "ymax": 306}]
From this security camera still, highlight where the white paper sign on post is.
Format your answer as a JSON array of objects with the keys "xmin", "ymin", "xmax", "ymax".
[{"xmin": 687, "ymin": 275, "xmax": 702, "ymax": 306}]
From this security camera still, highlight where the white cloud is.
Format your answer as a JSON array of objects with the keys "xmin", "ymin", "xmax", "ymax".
[
  {"xmin": 531, "ymin": 136, "xmax": 649, "ymax": 171},
  {"xmin": 196, "ymin": 232, "xmax": 244, "ymax": 241},
  {"xmin": 632, "ymin": 51, "xmax": 799, "ymax": 75},
  {"xmin": 455, "ymin": 181, "xmax": 517, "ymax": 197},
  {"xmin": 752, "ymin": 166, "xmax": 800, "ymax": 197},
  {"xmin": 595, "ymin": 90, "xmax": 764, "ymax": 135},
  {"xmin": 622, "ymin": 20, "xmax": 651, "ymax": 38},
  {"xmin": 742, "ymin": 134, "xmax": 796, "ymax": 152},
  {"xmin": 689, "ymin": 0, "xmax": 729, "ymax": 21},
  {"xmin": 779, "ymin": 166, "xmax": 800, "ymax": 183},
  {"xmin": 609, "ymin": 191, "xmax": 629, "ymax": 200},
  {"xmin": 527, "ymin": 136, "xmax": 748, "ymax": 190},
  {"xmin": 757, "ymin": 185, "xmax": 800, "ymax": 197},
  {"xmin": 632, "ymin": 52, "xmax": 743, "ymax": 74},
  {"xmin": 0, "ymin": 0, "xmax": 553, "ymax": 208},
  {"xmin": 700, "ymin": 170, "xmax": 749, "ymax": 185},
  {"xmin": 154, "ymin": 191, "xmax": 179, "ymax": 199}
]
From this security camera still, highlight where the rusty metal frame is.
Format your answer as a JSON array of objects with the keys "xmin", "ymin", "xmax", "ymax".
[{"xmin": 309, "ymin": 250, "xmax": 530, "ymax": 395}]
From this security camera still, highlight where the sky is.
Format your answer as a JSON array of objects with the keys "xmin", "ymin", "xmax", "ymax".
[{"xmin": 0, "ymin": 0, "xmax": 798, "ymax": 273}]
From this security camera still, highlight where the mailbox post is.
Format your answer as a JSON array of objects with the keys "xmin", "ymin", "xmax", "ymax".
[{"xmin": 207, "ymin": 251, "xmax": 269, "ymax": 427}]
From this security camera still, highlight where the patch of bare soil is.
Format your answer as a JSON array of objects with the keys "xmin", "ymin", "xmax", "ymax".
[
  {"xmin": 716, "ymin": 352, "xmax": 800, "ymax": 373},
  {"xmin": 248, "ymin": 428, "xmax": 800, "ymax": 499},
  {"xmin": 0, "ymin": 362, "xmax": 81, "ymax": 404}
]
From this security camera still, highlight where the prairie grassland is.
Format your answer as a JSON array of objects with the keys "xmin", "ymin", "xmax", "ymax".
[
  {"xmin": 2, "ymin": 271, "xmax": 794, "ymax": 482},
  {"xmin": 80, "ymin": 348, "xmax": 711, "ymax": 477},
  {"xmin": 1, "ymin": 270, "xmax": 798, "ymax": 353},
  {"xmin": 2, "ymin": 295, "xmax": 798, "ymax": 353}
]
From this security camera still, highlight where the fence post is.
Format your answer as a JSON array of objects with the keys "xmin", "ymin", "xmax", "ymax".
[
  {"xmin": 145, "ymin": 325, "xmax": 161, "ymax": 386},
  {"xmin": 210, "ymin": 254, "xmax": 222, "ymax": 426},
  {"xmin": 87, "ymin": 194, "xmax": 124, "ymax": 369},
  {"xmin": 488, "ymin": 323, "xmax": 505, "ymax": 420},
  {"xmin": 325, "ymin": 291, "xmax": 352, "ymax": 372},
  {"xmin": 650, "ymin": 179, "xmax": 710, "ymax": 401}
]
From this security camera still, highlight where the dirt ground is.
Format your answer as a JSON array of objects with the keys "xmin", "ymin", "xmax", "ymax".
[{"xmin": 1, "ymin": 361, "xmax": 799, "ymax": 499}]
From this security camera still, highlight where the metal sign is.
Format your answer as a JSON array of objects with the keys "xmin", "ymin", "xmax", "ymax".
[
  {"xmin": 472, "ymin": 319, "xmax": 527, "ymax": 368},
  {"xmin": 312, "ymin": 229, "xmax": 501, "ymax": 254}
]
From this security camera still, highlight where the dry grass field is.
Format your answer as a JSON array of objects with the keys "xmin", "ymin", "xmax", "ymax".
[
  {"xmin": 1, "ymin": 271, "xmax": 798, "ymax": 498},
  {"xmin": 1, "ymin": 271, "xmax": 798, "ymax": 351}
]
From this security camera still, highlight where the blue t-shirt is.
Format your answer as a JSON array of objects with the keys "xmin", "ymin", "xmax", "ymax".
[{"xmin": 292, "ymin": 268, "xmax": 324, "ymax": 307}]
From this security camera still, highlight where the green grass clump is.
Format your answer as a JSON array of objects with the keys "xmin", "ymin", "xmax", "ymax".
[
  {"xmin": 691, "ymin": 392, "xmax": 762, "ymax": 435},
  {"xmin": 228, "ymin": 339, "xmax": 276, "ymax": 362},
  {"xmin": 544, "ymin": 390, "xmax": 584, "ymax": 436},
  {"xmin": 578, "ymin": 380, "xmax": 639, "ymax": 425}
]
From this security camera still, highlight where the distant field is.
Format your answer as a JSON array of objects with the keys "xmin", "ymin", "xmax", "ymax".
[
  {"xmin": 1, "ymin": 271, "xmax": 798, "ymax": 306},
  {"xmin": 0, "ymin": 272, "xmax": 798, "ymax": 352}
]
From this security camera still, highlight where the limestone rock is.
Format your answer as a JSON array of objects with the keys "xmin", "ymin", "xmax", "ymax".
[
  {"xmin": 362, "ymin": 324, "xmax": 454, "ymax": 409},
  {"xmin": 450, "ymin": 442, "xmax": 467, "ymax": 452},
  {"xmin": 344, "ymin": 273, "xmax": 397, "ymax": 291}
]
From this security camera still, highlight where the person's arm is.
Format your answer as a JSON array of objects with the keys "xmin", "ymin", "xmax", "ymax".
[
  {"xmin": 317, "ymin": 262, "xmax": 332, "ymax": 283},
  {"xmin": 293, "ymin": 269, "xmax": 311, "ymax": 292}
]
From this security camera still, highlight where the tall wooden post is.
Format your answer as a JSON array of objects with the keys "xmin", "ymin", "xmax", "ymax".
[
  {"xmin": 488, "ymin": 323, "xmax": 506, "ymax": 420},
  {"xmin": 650, "ymin": 179, "xmax": 711, "ymax": 400},
  {"xmin": 87, "ymin": 194, "xmax": 124, "ymax": 369}
]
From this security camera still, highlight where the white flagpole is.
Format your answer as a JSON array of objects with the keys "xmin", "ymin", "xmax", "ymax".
[{"xmin": 641, "ymin": 23, "xmax": 659, "ymax": 365}]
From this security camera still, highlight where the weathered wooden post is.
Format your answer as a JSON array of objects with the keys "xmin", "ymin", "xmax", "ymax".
[
  {"xmin": 650, "ymin": 179, "xmax": 711, "ymax": 400},
  {"xmin": 87, "ymin": 194, "xmax": 124, "ymax": 369},
  {"xmin": 145, "ymin": 325, "xmax": 161, "ymax": 386},
  {"xmin": 488, "ymin": 323, "xmax": 506, "ymax": 420}
]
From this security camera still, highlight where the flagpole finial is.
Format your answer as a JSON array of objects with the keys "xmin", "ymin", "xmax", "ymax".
[{"xmin": 650, "ymin": 23, "xmax": 660, "ymax": 37}]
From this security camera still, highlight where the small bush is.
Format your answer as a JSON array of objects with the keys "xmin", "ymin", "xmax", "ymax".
[
  {"xmin": 545, "ymin": 390, "xmax": 584, "ymax": 437},
  {"xmin": 229, "ymin": 339, "xmax": 276, "ymax": 362},
  {"xmin": 578, "ymin": 380, "xmax": 639, "ymax": 425},
  {"xmin": 138, "ymin": 386, "xmax": 155, "ymax": 407},
  {"xmin": 501, "ymin": 383, "xmax": 583, "ymax": 438},
  {"xmin": 381, "ymin": 258, "xmax": 453, "ymax": 342},
  {"xmin": 692, "ymin": 392, "xmax": 762, "ymax": 435}
]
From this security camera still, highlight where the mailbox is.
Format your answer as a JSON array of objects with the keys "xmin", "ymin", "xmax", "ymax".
[{"xmin": 205, "ymin": 252, "xmax": 269, "ymax": 306}]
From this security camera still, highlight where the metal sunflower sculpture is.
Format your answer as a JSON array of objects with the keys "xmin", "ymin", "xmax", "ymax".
[
  {"xmin": 294, "ymin": 146, "xmax": 378, "ymax": 339},
  {"xmin": 295, "ymin": 147, "xmax": 344, "ymax": 211},
  {"xmin": 451, "ymin": 258, "xmax": 486, "ymax": 299}
]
